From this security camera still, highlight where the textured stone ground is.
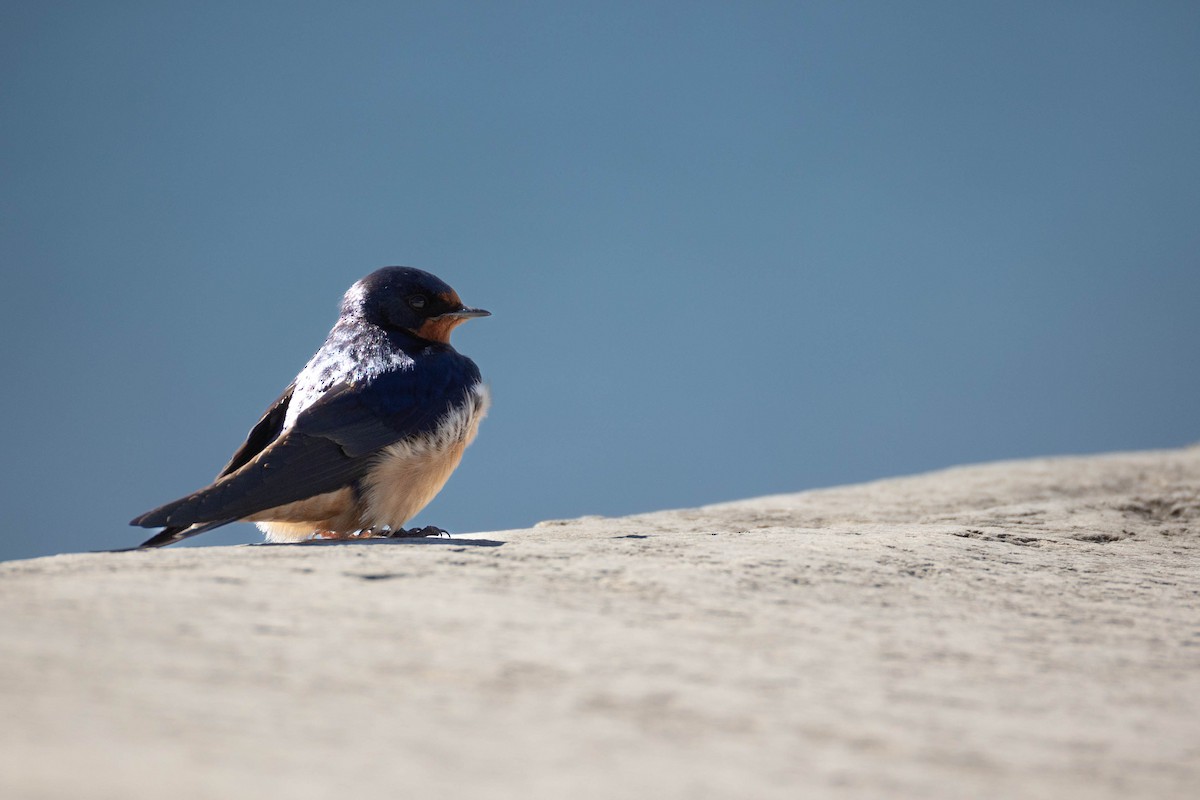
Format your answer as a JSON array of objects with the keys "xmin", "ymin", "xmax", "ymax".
[{"xmin": 3, "ymin": 447, "xmax": 1198, "ymax": 799}]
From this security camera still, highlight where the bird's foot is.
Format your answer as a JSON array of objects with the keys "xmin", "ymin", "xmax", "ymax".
[
  {"xmin": 386, "ymin": 525, "xmax": 449, "ymax": 539},
  {"xmin": 313, "ymin": 530, "xmax": 375, "ymax": 540}
]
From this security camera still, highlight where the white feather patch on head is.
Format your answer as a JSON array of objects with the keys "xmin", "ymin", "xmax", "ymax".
[{"xmin": 340, "ymin": 280, "xmax": 368, "ymax": 315}]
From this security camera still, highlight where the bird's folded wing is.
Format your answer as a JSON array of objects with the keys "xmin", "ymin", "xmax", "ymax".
[
  {"xmin": 213, "ymin": 382, "xmax": 296, "ymax": 479},
  {"xmin": 131, "ymin": 360, "xmax": 477, "ymax": 528}
]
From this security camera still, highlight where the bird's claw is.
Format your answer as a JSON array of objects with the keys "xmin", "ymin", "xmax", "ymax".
[{"xmin": 386, "ymin": 525, "xmax": 449, "ymax": 538}]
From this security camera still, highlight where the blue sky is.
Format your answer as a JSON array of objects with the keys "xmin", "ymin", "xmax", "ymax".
[{"xmin": 2, "ymin": 2, "xmax": 1198, "ymax": 560}]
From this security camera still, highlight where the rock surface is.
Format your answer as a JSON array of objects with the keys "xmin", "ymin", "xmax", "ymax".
[{"xmin": 3, "ymin": 447, "xmax": 1199, "ymax": 799}]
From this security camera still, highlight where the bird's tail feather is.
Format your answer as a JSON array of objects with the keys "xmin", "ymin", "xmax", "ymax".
[
  {"xmin": 130, "ymin": 494, "xmax": 202, "ymax": 529},
  {"xmin": 137, "ymin": 520, "xmax": 236, "ymax": 549}
]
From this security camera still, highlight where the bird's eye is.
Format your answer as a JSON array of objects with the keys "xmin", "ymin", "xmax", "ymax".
[{"xmin": 408, "ymin": 295, "xmax": 427, "ymax": 310}]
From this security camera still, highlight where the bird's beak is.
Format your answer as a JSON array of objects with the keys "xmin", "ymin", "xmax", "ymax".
[{"xmin": 438, "ymin": 306, "xmax": 491, "ymax": 319}]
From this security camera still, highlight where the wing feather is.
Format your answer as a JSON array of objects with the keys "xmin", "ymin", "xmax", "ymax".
[{"xmin": 214, "ymin": 382, "xmax": 295, "ymax": 478}]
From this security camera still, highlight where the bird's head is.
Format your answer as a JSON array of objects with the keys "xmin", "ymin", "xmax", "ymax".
[{"xmin": 342, "ymin": 266, "xmax": 490, "ymax": 343}]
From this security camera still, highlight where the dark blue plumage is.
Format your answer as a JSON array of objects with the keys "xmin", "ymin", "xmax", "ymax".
[{"xmin": 131, "ymin": 267, "xmax": 490, "ymax": 548}]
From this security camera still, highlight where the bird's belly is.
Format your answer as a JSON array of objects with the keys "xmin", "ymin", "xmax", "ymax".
[
  {"xmin": 360, "ymin": 439, "xmax": 468, "ymax": 528},
  {"xmin": 248, "ymin": 487, "xmax": 361, "ymax": 542},
  {"xmin": 247, "ymin": 445, "xmax": 465, "ymax": 543}
]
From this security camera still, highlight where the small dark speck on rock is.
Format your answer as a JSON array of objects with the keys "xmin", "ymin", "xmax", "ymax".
[{"xmin": 1073, "ymin": 532, "xmax": 1127, "ymax": 544}]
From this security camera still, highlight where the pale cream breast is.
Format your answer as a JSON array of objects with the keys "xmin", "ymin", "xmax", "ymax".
[{"xmin": 359, "ymin": 439, "xmax": 469, "ymax": 530}]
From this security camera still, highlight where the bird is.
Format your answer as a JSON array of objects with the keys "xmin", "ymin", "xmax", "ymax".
[{"xmin": 130, "ymin": 266, "xmax": 490, "ymax": 548}]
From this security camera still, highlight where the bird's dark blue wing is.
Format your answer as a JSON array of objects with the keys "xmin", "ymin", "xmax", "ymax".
[{"xmin": 130, "ymin": 351, "xmax": 480, "ymax": 528}]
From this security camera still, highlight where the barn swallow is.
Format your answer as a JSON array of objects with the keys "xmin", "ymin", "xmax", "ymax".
[{"xmin": 131, "ymin": 267, "xmax": 490, "ymax": 548}]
